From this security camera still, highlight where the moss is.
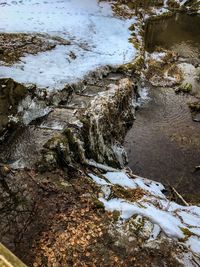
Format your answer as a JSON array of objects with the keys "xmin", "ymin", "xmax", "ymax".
[
  {"xmin": 128, "ymin": 24, "xmax": 135, "ymax": 31},
  {"xmin": 118, "ymin": 55, "xmax": 144, "ymax": 73},
  {"xmin": 179, "ymin": 227, "xmax": 194, "ymax": 241},
  {"xmin": 64, "ymin": 128, "xmax": 85, "ymax": 163},
  {"xmin": 110, "ymin": 185, "xmax": 132, "ymax": 200},
  {"xmin": 130, "ymin": 39, "xmax": 140, "ymax": 50},
  {"xmin": 109, "ymin": 185, "xmax": 144, "ymax": 202},
  {"xmin": 13, "ymin": 84, "xmax": 27, "ymax": 100},
  {"xmin": 0, "ymin": 78, "xmax": 28, "ymax": 138},
  {"xmin": 93, "ymin": 198, "xmax": 105, "ymax": 210},
  {"xmin": 112, "ymin": 210, "xmax": 121, "ymax": 222},
  {"xmin": 65, "ymin": 128, "xmax": 77, "ymax": 147},
  {"xmin": 175, "ymin": 83, "xmax": 192, "ymax": 93},
  {"xmin": 128, "ymin": 216, "xmax": 146, "ymax": 237},
  {"xmin": 127, "ymin": 2, "xmax": 135, "ymax": 9},
  {"xmin": 44, "ymin": 134, "xmax": 66, "ymax": 149},
  {"xmin": 39, "ymin": 133, "xmax": 73, "ymax": 170}
]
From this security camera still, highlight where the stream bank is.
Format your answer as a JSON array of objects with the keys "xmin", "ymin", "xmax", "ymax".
[
  {"xmin": 0, "ymin": 1, "xmax": 200, "ymax": 266},
  {"xmin": 125, "ymin": 12, "xmax": 200, "ymax": 203}
]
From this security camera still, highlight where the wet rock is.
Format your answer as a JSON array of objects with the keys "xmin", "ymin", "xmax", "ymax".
[
  {"xmin": 18, "ymin": 95, "xmax": 52, "ymax": 125},
  {"xmin": 0, "ymin": 78, "xmax": 27, "ymax": 138},
  {"xmin": 145, "ymin": 50, "xmax": 182, "ymax": 87},
  {"xmin": 0, "ymin": 127, "xmax": 58, "ymax": 169},
  {"xmin": 188, "ymin": 101, "xmax": 200, "ymax": 112},
  {"xmin": 80, "ymin": 78, "xmax": 136, "ymax": 167},
  {"xmin": 192, "ymin": 112, "xmax": 200, "ymax": 122},
  {"xmin": 34, "ymin": 77, "xmax": 136, "ymax": 170},
  {"xmin": 177, "ymin": 63, "xmax": 200, "ymax": 96}
]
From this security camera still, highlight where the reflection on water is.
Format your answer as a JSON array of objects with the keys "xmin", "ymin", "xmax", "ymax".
[
  {"xmin": 125, "ymin": 85, "xmax": 200, "ymax": 200},
  {"xmin": 145, "ymin": 13, "xmax": 200, "ymax": 64},
  {"xmin": 145, "ymin": 13, "xmax": 200, "ymax": 51}
]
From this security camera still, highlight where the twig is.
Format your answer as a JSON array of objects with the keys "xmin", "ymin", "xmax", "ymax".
[
  {"xmin": 170, "ymin": 185, "xmax": 189, "ymax": 206},
  {"xmin": 86, "ymin": 160, "xmax": 119, "ymax": 172}
]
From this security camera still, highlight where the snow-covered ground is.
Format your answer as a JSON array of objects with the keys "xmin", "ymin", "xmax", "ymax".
[
  {"xmin": 0, "ymin": 0, "xmax": 136, "ymax": 90},
  {"xmin": 89, "ymin": 170, "xmax": 200, "ymax": 260}
]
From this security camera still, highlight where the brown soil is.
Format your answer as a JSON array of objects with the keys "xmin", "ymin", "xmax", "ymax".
[{"xmin": 0, "ymin": 166, "xmax": 183, "ymax": 267}]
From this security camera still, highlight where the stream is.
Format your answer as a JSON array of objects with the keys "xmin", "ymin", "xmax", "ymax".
[
  {"xmin": 125, "ymin": 13, "xmax": 200, "ymax": 202},
  {"xmin": 1, "ymin": 2, "xmax": 200, "ymax": 265}
]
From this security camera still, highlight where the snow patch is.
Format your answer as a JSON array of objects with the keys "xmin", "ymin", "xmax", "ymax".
[
  {"xmin": 88, "ymin": 170, "xmax": 200, "ymax": 256},
  {"xmin": 0, "ymin": 0, "xmax": 136, "ymax": 89}
]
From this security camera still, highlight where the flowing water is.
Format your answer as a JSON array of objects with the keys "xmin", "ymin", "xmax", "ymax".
[{"xmin": 125, "ymin": 13, "xmax": 200, "ymax": 202}]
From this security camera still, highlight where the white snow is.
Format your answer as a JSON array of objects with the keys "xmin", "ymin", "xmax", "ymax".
[
  {"xmin": 134, "ymin": 177, "xmax": 165, "ymax": 197},
  {"xmin": 100, "ymin": 197, "xmax": 185, "ymax": 239},
  {"xmin": 102, "ymin": 171, "xmax": 165, "ymax": 197},
  {"xmin": 148, "ymin": 52, "xmax": 167, "ymax": 62},
  {"xmin": 88, "ymin": 173, "xmax": 110, "ymax": 186},
  {"xmin": 103, "ymin": 171, "xmax": 137, "ymax": 189},
  {"xmin": 186, "ymin": 236, "xmax": 200, "ymax": 254},
  {"xmin": 0, "ymin": 0, "xmax": 136, "ymax": 89},
  {"xmin": 149, "ymin": 224, "xmax": 161, "ymax": 241},
  {"xmin": 178, "ymin": 210, "xmax": 200, "ymax": 227},
  {"xmin": 88, "ymin": 170, "xmax": 200, "ymax": 256}
]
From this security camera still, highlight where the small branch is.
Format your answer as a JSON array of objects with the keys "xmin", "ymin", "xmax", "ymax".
[
  {"xmin": 85, "ymin": 160, "xmax": 119, "ymax": 172},
  {"xmin": 170, "ymin": 186, "xmax": 189, "ymax": 206}
]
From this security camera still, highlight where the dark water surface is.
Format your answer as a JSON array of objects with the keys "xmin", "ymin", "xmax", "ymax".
[
  {"xmin": 125, "ymin": 86, "xmax": 200, "ymax": 200},
  {"xmin": 145, "ymin": 13, "xmax": 200, "ymax": 54},
  {"xmin": 125, "ymin": 13, "xmax": 200, "ymax": 201}
]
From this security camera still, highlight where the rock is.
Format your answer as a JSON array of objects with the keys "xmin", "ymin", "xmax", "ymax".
[
  {"xmin": 188, "ymin": 102, "xmax": 200, "ymax": 112},
  {"xmin": 0, "ymin": 78, "xmax": 27, "ymax": 138},
  {"xmin": 35, "ymin": 77, "xmax": 136, "ymax": 170},
  {"xmin": 80, "ymin": 78, "xmax": 136, "ymax": 167},
  {"xmin": 192, "ymin": 112, "xmax": 200, "ymax": 122}
]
